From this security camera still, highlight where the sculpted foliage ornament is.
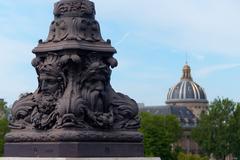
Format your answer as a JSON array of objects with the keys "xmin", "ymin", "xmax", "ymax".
[{"xmin": 6, "ymin": 0, "xmax": 142, "ymax": 145}]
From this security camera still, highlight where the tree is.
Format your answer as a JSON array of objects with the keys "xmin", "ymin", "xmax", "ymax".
[
  {"xmin": 0, "ymin": 100, "xmax": 9, "ymax": 156},
  {"xmin": 0, "ymin": 100, "xmax": 9, "ymax": 119},
  {"xmin": 177, "ymin": 152, "xmax": 208, "ymax": 160},
  {"xmin": 140, "ymin": 112, "xmax": 182, "ymax": 160},
  {"xmin": 228, "ymin": 102, "xmax": 240, "ymax": 159},
  {"xmin": 192, "ymin": 98, "xmax": 236, "ymax": 160}
]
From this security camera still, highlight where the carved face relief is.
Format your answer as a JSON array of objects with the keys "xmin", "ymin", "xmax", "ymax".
[
  {"xmin": 39, "ymin": 74, "xmax": 60, "ymax": 97},
  {"xmin": 30, "ymin": 73, "xmax": 61, "ymax": 129},
  {"xmin": 80, "ymin": 59, "xmax": 110, "ymax": 113},
  {"xmin": 81, "ymin": 78, "xmax": 105, "ymax": 112},
  {"xmin": 87, "ymin": 77, "xmax": 105, "ymax": 92}
]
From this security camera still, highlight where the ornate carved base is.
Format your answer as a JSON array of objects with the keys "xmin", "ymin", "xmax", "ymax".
[
  {"xmin": 5, "ymin": 129, "xmax": 143, "ymax": 143},
  {"xmin": 2, "ymin": 158, "xmax": 160, "ymax": 160},
  {"xmin": 6, "ymin": 0, "xmax": 144, "ymax": 158},
  {"xmin": 4, "ymin": 142, "xmax": 144, "ymax": 157}
]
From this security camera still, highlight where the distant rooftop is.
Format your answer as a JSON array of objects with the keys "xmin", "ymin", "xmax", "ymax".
[{"xmin": 139, "ymin": 104, "xmax": 197, "ymax": 129}]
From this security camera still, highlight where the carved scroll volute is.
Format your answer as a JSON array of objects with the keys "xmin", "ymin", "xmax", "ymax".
[
  {"xmin": 45, "ymin": 0, "xmax": 102, "ymax": 43},
  {"xmin": 46, "ymin": 18, "xmax": 103, "ymax": 42}
]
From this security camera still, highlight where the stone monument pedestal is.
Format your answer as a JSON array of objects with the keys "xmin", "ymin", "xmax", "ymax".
[
  {"xmin": 5, "ymin": 130, "xmax": 144, "ymax": 157},
  {"xmin": 4, "ymin": 142, "xmax": 144, "ymax": 157},
  {"xmin": 5, "ymin": 0, "xmax": 145, "ymax": 159},
  {"xmin": 2, "ymin": 158, "xmax": 161, "ymax": 160}
]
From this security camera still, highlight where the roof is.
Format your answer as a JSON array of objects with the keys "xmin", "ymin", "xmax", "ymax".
[{"xmin": 139, "ymin": 105, "xmax": 198, "ymax": 129}]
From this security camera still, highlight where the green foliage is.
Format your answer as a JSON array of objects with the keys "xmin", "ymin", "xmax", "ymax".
[
  {"xmin": 0, "ymin": 100, "xmax": 8, "ymax": 118},
  {"xmin": 0, "ymin": 118, "xmax": 9, "ymax": 156},
  {"xmin": 0, "ymin": 100, "xmax": 9, "ymax": 157},
  {"xmin": 192, "ymin": 98, "xmax": 237, "ymax": 160},
  {"xmin": 177, "ymin": 152, "xmax": 208, "ymax": 160},
  {"xmin": 140, "ymin": 112, "xmax": 182, "ymax": 160},
  {"xmin": 228, "ymin": 102, "xmax": 240, "ymax": 159}
]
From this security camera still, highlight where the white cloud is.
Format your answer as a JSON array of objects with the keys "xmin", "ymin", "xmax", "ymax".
[
  {"xmin": 0, "ymin": 36, "xmax": 37, "ymax": 104},
  {"xmin": 115, "ymin": 32, "xmax": 131, "ymax": 46},
  {"xmin": 196, "ymin": 63, "xmax": 240, "ymax": 77},
  {"xmin": 191, "ymin": 52, "xmax": 205, "ymax": 61},
  {"xmin": 0, "ymin": 37, "xmax": 33, "ymax": 63},
  {"xmin": 94, "ymin": 0, "xmax": 240, "ymax": 57},
  {"xmin": 0, "ymin": 0, "xmax": 239, "ymax": 105}
]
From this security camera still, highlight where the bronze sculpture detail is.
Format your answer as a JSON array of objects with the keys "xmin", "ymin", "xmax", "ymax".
[{"xmin": 5, "ymin": 0, "xmax": 143, "ymax": 157}]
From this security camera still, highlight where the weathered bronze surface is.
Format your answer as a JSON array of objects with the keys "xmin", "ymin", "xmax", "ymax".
[{"xmin": 5, "ymin": 0, "xmax": 143, "ymax": 157}]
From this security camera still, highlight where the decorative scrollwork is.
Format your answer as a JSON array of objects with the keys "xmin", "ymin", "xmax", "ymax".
[
  {"xmin": 54, "ymin": 0, "xmax": 95, "ymax": 17},
  {"xmin": 10, "ymin": 53, "xmax": 140, "ymax": 131},
  {"xmin": 46, "ymin": 18, "xmax": 102, "ymax": 42}
]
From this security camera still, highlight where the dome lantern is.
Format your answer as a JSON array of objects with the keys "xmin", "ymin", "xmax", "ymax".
[{"xmin": 181, "ymin": 64, "xmax": 192, "ymax": 80}]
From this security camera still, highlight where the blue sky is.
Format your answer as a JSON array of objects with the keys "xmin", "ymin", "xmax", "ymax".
[{"xmin": 0, "ymin": 0, "xmax": 240, "ymax": 106}]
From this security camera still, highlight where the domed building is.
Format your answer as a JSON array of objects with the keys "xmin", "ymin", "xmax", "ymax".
[
  {"xmin": 139, "ymin": 63, "xmax": 209, "ymax": 154},
  {"xmin": 166, "ymin": 64, "xmax": 208, "ymax": 118}
]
